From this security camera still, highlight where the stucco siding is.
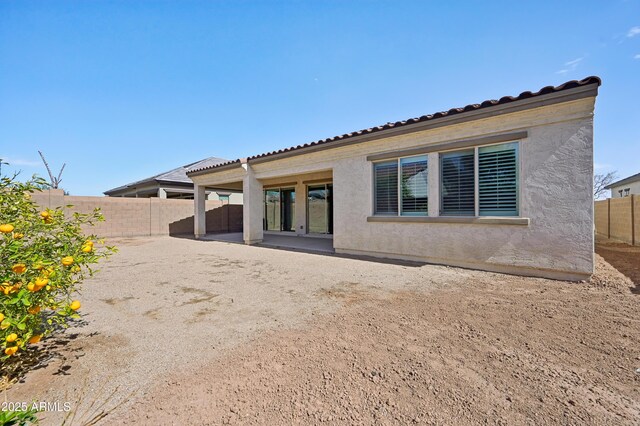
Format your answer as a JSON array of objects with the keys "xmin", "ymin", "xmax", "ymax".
[{"xmin": 190, "ymin": 95, "xmax": 596, "ymax": 280}]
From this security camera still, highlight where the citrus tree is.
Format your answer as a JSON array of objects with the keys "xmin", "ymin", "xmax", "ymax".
[{"xmin": 0, "ymin": 174, "xmax": 115, "ymax": 365}]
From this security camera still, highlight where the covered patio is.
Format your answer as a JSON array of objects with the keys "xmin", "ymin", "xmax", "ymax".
[{"xmin": 187, "ymin": 158, "xmax": 335, "ymax": 251}]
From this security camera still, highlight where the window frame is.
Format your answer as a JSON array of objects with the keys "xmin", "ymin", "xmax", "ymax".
[{"xmin": 372, "ymin": 154, "xmax": 429, "ymax": 217}]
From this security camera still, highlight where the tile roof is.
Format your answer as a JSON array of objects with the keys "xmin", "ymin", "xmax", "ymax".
[
  {"xmin": 104, "ymin": 156, "xmax": 228, "ymax": 195},
  {"xmin": 187, "ymin": 76, "xmax": 601, "ymax": 176},
  {"xmin": 605, "ymin": 172, "xmax": 640, "ymax": 189}
]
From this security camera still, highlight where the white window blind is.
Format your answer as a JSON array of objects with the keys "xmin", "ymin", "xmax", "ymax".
[
  {"xmin": 440, "ymin": 150, "xmax": 475, "ymax": 216},
  {"xmin": 478, "ymin": 142, "xmax": 518, "ymax": 216},
  {"xmin": 374, "ymin": 161, "xmax": 398, "ymax": 215},
  {"xmin": 400, "ymin": 156, "xmax": 428, "ymax": 216}
]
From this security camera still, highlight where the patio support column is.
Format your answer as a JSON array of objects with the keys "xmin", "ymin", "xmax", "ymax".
[
  {"xmin": 242, "ymin": 162, "xmax": 263, "ymax": 244},
  {"xmin": 194, "ymin": 184, "xmax": 206, "ymax": 238}
]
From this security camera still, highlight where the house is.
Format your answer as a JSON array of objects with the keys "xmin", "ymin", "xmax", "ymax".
[
  {"xmin": 605, "ymin": 172, "xmax": 640, "ymax": 198},
  {"xmin": 187, "ymin": 76, "xmax": 601, "ymax": 281},
  {"xmin": 104, "ymin": 157, "xmax": 243, "ymax": 203}
]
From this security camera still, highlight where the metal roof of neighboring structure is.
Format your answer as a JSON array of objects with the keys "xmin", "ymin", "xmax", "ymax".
[
  {"xmin": 104, "ymin": 157, "xmax": 228, "ymax": 195},
  {"xmin": 187, "ymin": 76, "xmax": 601, "ymax": 176},
  {"xmin": 605, "ymin": 172, "xmax": 640, "ymax": 189}
]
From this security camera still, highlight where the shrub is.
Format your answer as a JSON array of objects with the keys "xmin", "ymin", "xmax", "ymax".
[{"xmin": 0, "ymin": 175, "xmax": 115, "ymax": 364}]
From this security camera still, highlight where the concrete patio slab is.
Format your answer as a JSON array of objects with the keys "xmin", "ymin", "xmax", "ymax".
[{"xmin": 200, "ymin": 232, "xmax": 334, "ymax": 253}]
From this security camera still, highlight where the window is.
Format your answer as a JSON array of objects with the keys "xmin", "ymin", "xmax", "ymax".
[
  {"xmin": 440, "ymin": 150, "xmax": 475, "ymax": 216},
  {"xmin": 374, "ymin": 156, "xmax": 428, "ymax": 216},
  {"xmin": 440, "ymin": 142, "xmax": 519, "ymax": 217},
  {"xmin": 478, "ymin": 142, "xmax": 518, "ymax": 216},
  {"xmin": 401, "ymin": 156, "xmax": 428, "ymax": 215},
  {"xmin": 374, "ymin": 161, "xmax": 398, "ymax": 215}
]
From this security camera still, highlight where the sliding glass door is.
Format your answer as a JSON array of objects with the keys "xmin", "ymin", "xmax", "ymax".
[
  {"xmin": 307, "ymin": 184, "xmax": 333, "ymax": 234},
  {"xmin": 264, "ymin": 188, "xmax": 295, "ymax": 232}
]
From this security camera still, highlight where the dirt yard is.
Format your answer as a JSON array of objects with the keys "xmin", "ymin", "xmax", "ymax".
[
  {"xmin": 596, "ymin": 238, "xmax": 640, "ymax": 294},
  {"xmin": 3, "ymin": 236, "xmax": 639, "ymax": 425}
]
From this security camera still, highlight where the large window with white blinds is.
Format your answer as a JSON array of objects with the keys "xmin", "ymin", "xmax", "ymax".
[
  {"xmin": 374, "ymin": 155, "xmax": 428, "ymax": 216},
  {"xmin": 478, "ymin": 142, "xmax": 518, "ymax": 216},
  {"xmin": 440, "ymin": 150, "xmax": 475, "ymax": 216},
  {"xmin": 439, "ymin": 142, "xmax": 519, "ymax": 217}
]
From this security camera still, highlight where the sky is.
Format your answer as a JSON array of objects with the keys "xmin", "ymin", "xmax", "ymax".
[{"xmin": 0, "ymin": 0, "xmax": 639, "ymax": 195}]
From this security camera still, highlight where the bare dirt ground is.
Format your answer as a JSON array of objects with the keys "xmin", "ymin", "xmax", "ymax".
[
  {"xmin": 3, "ymin": 236, "xmax": 639, "ymax": 425},
  {"xmin": 596, "ymin": 238, "xmax": 640, "ymax": 294}
]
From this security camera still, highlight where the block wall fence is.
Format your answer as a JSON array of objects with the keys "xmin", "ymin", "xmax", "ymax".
[
  {"xmin": 31, "ymin": 189, "xmax": 242, "ymax": 238},
  {"xmin": 595, "ymin": 195, "xmax": 639, "ymax": 246}
]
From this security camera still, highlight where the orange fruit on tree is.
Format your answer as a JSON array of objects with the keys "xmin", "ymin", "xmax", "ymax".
[
  {"xmin": 0, "ymin": 314, "xmax": 4, "ymax": 323},
  {"xmin": 26, "ymin": 282, "xmax": 37, "ymax": 292},
  {"xmin": 11, "ymin": 264, "xmax": 26, "ymax": 274},
  {"xmin": 28, "ymin": 335, "xmax": 42, "ymax": 344},
  {"xmin": 6, "ymin": 333, "xmax": 18, "ymax": 343},
  {"xmin": 40, "ymin": 211, "xmax": 49, "ymax": 218},
  {"xmin": 61, "ymin": 256, "xmax": 74, "ymax": 266},
  {"xmin": 28, "ymin": 306, "xmax": 41, "ymax": 315},
  {"xmin": 12, "ymin": 232, "xmax": 24, "ymax": 239},
  {"xmin": 69, "ymin": 300, "xmax": 81, "ymax": 311},
  {"xmin": 0, "ymin": 224, "xmax": 14, "ymax": 233},
  {"xmin": 4, "ymin": 346, "xmax": 18, "ymax": 356},
  {"xmin": 81, "ymin": 245, "xmax": 92, "ymax": 253}
]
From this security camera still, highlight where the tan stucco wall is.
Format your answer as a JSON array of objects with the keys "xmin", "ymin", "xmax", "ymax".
[
  {"xmin": 193, "ymin": 96, "xmax": 596, "ymax": 280},
  {"xmin": 31, "ymin": 190, "xmax": 230, "ymax": 237}
]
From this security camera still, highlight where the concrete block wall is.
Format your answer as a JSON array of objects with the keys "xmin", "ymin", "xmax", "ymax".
[
  {"xmin": 31, "ymin": 189, "xmax": 241, "ymax": 238},
  {"xmin": 595, "ymin": 196, "xmax": 638, "ymax": 246},
  {"xmin": 594, "ymin": 200, "xmax": 609, "ymax": 239},
  {"xmin": 636, "ymin": 196, "xmax": 640, "ymax": 245}
]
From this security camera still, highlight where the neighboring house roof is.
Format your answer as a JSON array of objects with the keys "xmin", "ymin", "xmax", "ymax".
[
  {"xmin": 187, "ymin": 76, "xmax": 601, "ymax": 176},
  {"xmin": 605, "ymin": 172, "xmax": 640, "ymax": 189},
  {"xmin": 104, "ymin": 157, "xmax": 228, "ymax": 195}
]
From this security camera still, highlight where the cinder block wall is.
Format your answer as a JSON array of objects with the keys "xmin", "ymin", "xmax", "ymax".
[
  {"xmin": 636, "ymin": 196, "xmax": 640, "ymax": 245},
  {"xmin": 30, "ymin": 189, "xmax": 242, "ymax": 237},
  {"xmin": 595, "ymin": 196, "xmax": 638, "ymax": 246},
  {"xmin": 594, "ymin": 200, "xmax": 609, "ymax": 239}
]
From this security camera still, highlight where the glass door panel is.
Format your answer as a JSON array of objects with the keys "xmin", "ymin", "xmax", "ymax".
[
  {"xmin": 264, "ymin": 189, "xmax": 281, "ymax": 231},
  {"xmin": 281, "ymin": 189, "xmax": 296, "ymax": 232},
  {"xmin": 307, "ymin": 184, "xmax": 332, "ymax": 234}
]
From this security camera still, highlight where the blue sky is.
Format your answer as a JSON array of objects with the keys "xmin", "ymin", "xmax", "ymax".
[{"xmin": 1, "ymin": 1, "xmax": 639, "ymax": 195}]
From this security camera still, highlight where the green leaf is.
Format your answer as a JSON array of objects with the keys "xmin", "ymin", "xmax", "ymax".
[{"xmin": 17, "ymin": 322, "xmax": 26, "ymax": 330}]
